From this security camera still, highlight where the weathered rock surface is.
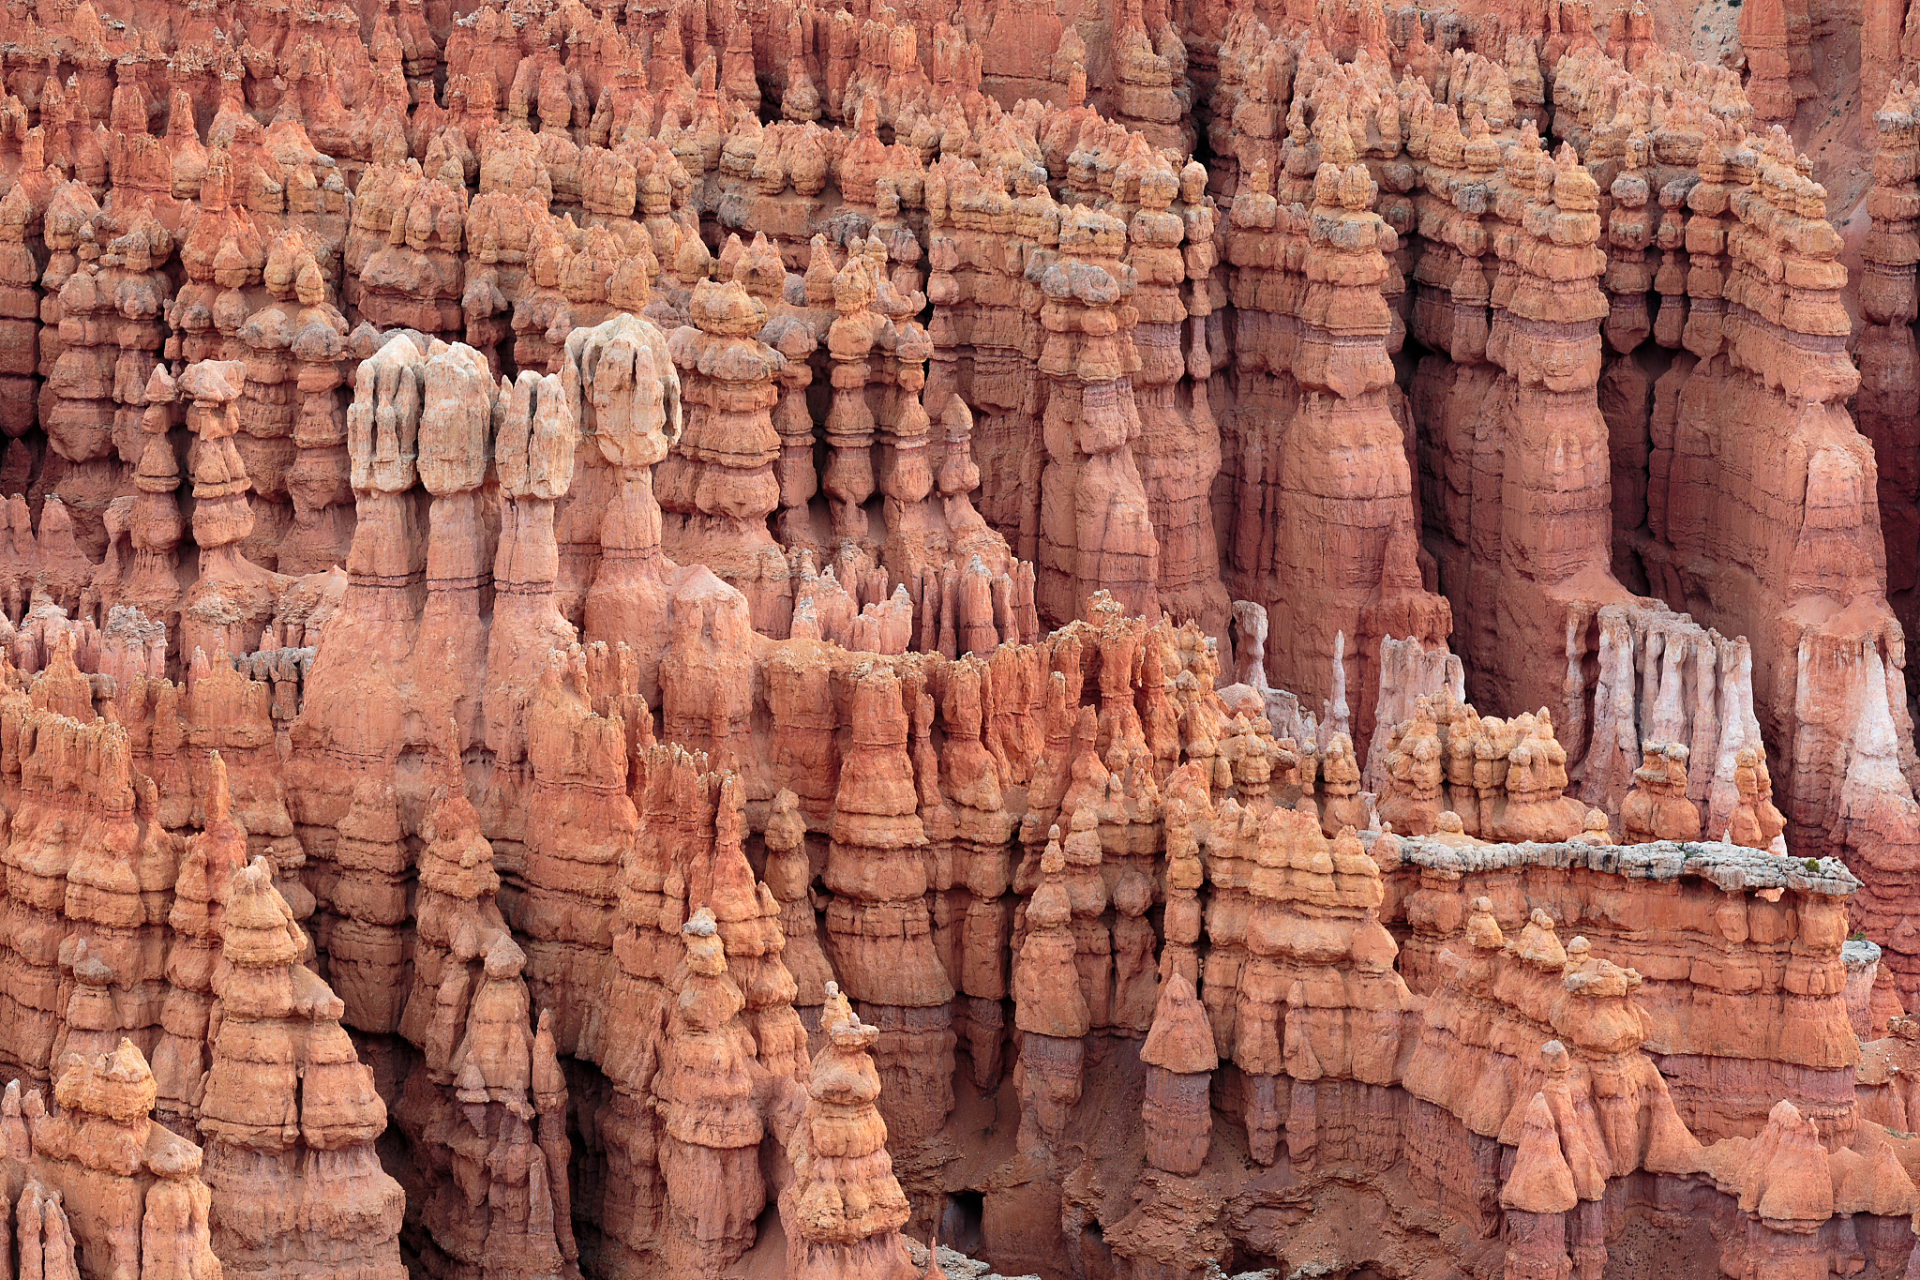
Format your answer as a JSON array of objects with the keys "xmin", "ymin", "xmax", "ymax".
[{"xmin": 0, "ymin": 6, "xmax": 1911, "ymax": 1280}]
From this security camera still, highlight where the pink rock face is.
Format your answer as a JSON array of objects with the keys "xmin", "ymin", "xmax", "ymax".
[
  {"xmin": 6, "ymin": 6, "xmax": 1920, "ymax": 1280},
  {"xmin": 1398, "ymin": 840, "xmax": 1860, "ymax": 1149}
]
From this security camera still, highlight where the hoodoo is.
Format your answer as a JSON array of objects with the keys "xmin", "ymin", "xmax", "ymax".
[{"xmin": 0, "ymin": 0, "xmax": 1916, "ymax": 1277}]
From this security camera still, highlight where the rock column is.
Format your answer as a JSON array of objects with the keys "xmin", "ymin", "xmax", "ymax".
[
  {"xmin": 654, "ymin": 909, "xmax": 766, "ymax": 1279},
  {"xmin": 178, "ymin": 359, "xmax": 281, "ymax": 662},
  {"xmin": 1488, "ymin": 144, "xmax": 1620, "ymax": 729},
  {"xmin": 0, "ymin": 177, "xmax": 45, "ymax": 475},
  {"xmin": 1499, "ymin": 1094, "xmax": 1578, "ymax": 1280},
  {"xmin": 661, "ymin": 279, "xmax": 788, "ymax": 635},
  {"xmin": 1129, "ymin": 151, "xmax": 1227, "ymax": 641},
  {"xmin": 150, "ymin": 752, "xmax": 248, "ymax": 1132},
  {"xmin": 1859, "ymin": 84, "xmax": 1920, "ymax": 644},
  {"xmin": 777, "ymin": 994, "xmax": 916, "ymax": 1280},
  {"xmin": 1140, "ymin": 971, "xmax": 1216, "ymax": 1174},
  {"xmin": 942, "ymin": 655, "xmax": 1018, "ymax": 1088},
  {"xmin": 1738, "ymin": 0, "xmax": 1813, "ymax": 126},
  {"xmin": 198, "ymin": 859, "xmax": 405, "ymax": 1280},
  {"xmin": 1285, "ymin": 147, "xmax": 1447, "ymax": 747},
  {"xmin": 1036, "ymin": 205, "xmax": 1158, "ymax": 624},
  {"xmin": 1011, "ymin": 828, "xmax": 1088, "ymax": 1154},
  {"xmin": 764, "ymin": 788, "xmax": 835, "ymax": 1047},
  {"xmin": 824, "ymin": 662, "xmax": 955, "ymax": 1150},
  {"xmin": 414, "ymin": 340, "xmax": 497, "ymax": 750},
  {"xmin": 280, "ymin": 256, "xmax": 355, "ymax": 576},
  {"xmin": 822, "ymin": 253, "xmax": 881, "ymax": 550},
  {"xmin": 28, "ymin": 1039, "xmax": 222, "ymax": 1280},
  {"xmin": 482, "ymin": 365, "xmax": 578, "ymax": 841},
  {"xmin": 572, "ymin": 313, "xmax": 684, "ymax": 708}
]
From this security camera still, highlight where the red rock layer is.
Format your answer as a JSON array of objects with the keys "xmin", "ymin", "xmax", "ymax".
[{"xmin": 0, "ymin": 8, "xmax": 1909, "ymax": 1280}]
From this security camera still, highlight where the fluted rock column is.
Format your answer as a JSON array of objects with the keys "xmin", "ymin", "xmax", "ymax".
[
  {"xmin": 389, "ymin": 725, "xmax": 576, "ymax": 1280},
  {"xmin": 356, "ymin": 167, "xmax": 468, "ymax": 341},
  {"xmin": 280, "ymin": 251, "xmax": 356, "ymax": 576},
  {"xmin": 1140, "ymin": 971, "xmax": 1216, "ymax": 1175},
  {"xmin": 1035, "ymin": 204, "xmax": 1159, "ymax": 625},
  {"xmin": 518, "ymin": 645, "xmax": 641, "ymax": 1052},
  {"xmin": 1160, "ymin": 796, "xmax": 1205, "ymax": 984},
  {"xmin": 765, "ymin": 246, "xmax": 824, "ymax": 549},
  {"xmin": 122, "ymin": 366, "xmax": 188, "ymax": 636},
  {"xmin": 1060, "ymin": 806, "xmax": 1112, "ymax": 1029},
  {"xmin": 1658, "ymin": 127, "xmax": 1899, "ymax": 858},
  {"xmin": 150, "ymin": 751, "xmax": 249, "ymax": 1133},
  {"xmin": 177, "ymin": 359, "xmax": 283, "ymax": 663},
  {"xmin": 1499, "ymin": 1094, "xmax": 1577, "ymax": 1280},
  {"xmin": 873, "ymin": 264, "xmax": 964, "ymax": 595},
  {"xmin": 1285, "ymin": 150, "xmax": 1449, "ymax": 749},
  {"xmin": 0, "ymin": 177, "xmax": 45, "ymax": 469},
  {"xmin": 1487, "ymin": 144, "xmax": 1622, "ymax": 732},
  {"xmin": 1678, "ymin": 118, "xmax": 1737, "ymax": 371},
  {"xmin": 38, "ymin": 181, "xmax": 101, "ymax": 471},
  {"xmin": 286, "ymin": 331, "xmax": 429, "ymax": 867},
  {"xmin": 1739, "ymin": 0, "xmax": 1812, "ymax": 126},
  {"xmin": 26, "ymin": 1039, "xmax": 221, "ymax": 1280},
  {"xmin": 595, "ymin": 744, "xmax": 702, "ymax": 1272},
  {"xmin": 654, "ymin": 909, "xmax": 766, "ymax": 1279},
  {"xmin": 661, "ymin": 279, "xmax": 788, "ymax": 635},
  {"xmin": 445, "ymin": 935, "xmax": 569, "ymax": 1280},
  {"xmin": 573, "ymin": 313, "xmax": 684, "ymax": 709},
  {"xmin": 926, "ymin": 161, "xmax": 1045, "ymax": 565},
  {"xmin": 1864, "ymin": 0, "xmax": 1912, "ymax": 135},
  {"xmin": 199, "ymin": 859, "xmax": 405, "ymax": 1280},
  {"xmin": 229, "ymin": 228, "xmax": 329, "ymax": 571},
  {"xmin": 777, "ymin": 993, "xmax": 916, "ymax": 1280},
  {"xmin": 1651, "ymin": 177, "xmax": 1693, "ymax": 354},
  {"xmin": 298, "ymin": 770, "xmax": 408, "ymax": 1033},
  {"xmin": 703, "ymin": 772, "xmax": 809, "ymax": 1111},
  {"xmin": 941, "ymin": 654, "xmax": 1019, "ymax": 1088},
  {"xmin": 824, "ymin": 662, "xmax": 955, "ymax": 1149},
  {"xmin": 53, "ymin": 716, "xmax": 167, "ymax": 1070},
  {"xmin": 481, "ymin": 366, "xmax": 578, "ymax": 842},
  {"xmin": 6, "ymin": 1171, "xmax": 83, "ymax": 1280},
  {"xmin": 1602, "ymin": 135, "xmax": 1657, "ymax": 358},
  {"xmin": 1011, "ymin": 828, "xmax": 1088, "ymax": 1155},
  {"xmin": 41, "ymin": 201, "xmax": 145, "ymax": 561},
  {"xmin": 822, "ymin": 254, "xmax": 881, "ymax": 547},
  {"xmin": 0, "ymin": 705, "xmax": 105, "ymax": 1081},
  {"xmin": 1724, "ymin": 1100, "xmax": 1834, "ymax": 1280},
  {"xmin": 1859, "ymin": 85, "xmax": 1920, "ymax": 643},
  {"xmin": 765, "ymin": 788, "xmax": 835, "ymax": 1048},
  {"xmin": 399, "ymin": 726, "xmax": 508, "ymax": 1075},
  {"xmin": 1128, "ymin": 150, "xmax": 1227, "ymax": 642},
  {"xmin": 413, "ymin": 340, "xmax": 497, "ymax": 752}
]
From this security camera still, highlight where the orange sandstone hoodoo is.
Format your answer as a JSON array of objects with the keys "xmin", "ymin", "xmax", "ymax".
[{"xmin": 0, "ymin": 2, "xmax": 1912, "ymax": 1279}]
